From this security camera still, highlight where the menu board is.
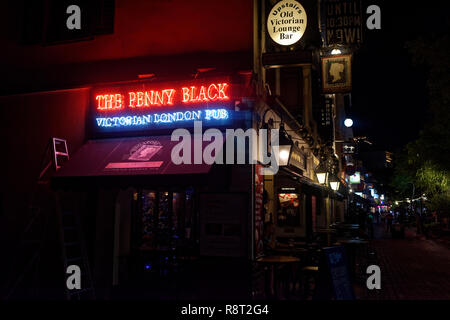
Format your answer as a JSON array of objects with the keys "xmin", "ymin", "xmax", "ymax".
[{"xmin": 323, "ymin": 246, "xmax": 355, "ymax": 300}]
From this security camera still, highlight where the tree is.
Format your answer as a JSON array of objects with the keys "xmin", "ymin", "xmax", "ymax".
[{"xmin": 391, "ymin": 36, "xmax": 450, "ymax": 219}]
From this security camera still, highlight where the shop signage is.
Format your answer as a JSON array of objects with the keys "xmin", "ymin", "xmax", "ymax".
[
  {"xmin": 342, "ymin": 142, "xmax": 355, "ymax": 154},
  {"xmin": 91, "ymin": 80, "xmax": 234, "ymax": 133},
  {"xmin": 321, "ymin": 0, "xmax": 363, "ymax": 46},
  {"xmin": 344, "ymin": 154, "xmax": 354, "ymax": 167},
  {"xmin": 349, "ymin": 171, "xmax": 360, "ymax": 184},
  {"xmin": 254, "ymin": 164, "xmax": 265, "ymax": 258},
  {"xmin": 288, "ymin": 146, "xmax": 306, "ymax": 171},
  {"xmin": 318, "ymin": 95, "xmax": 334, "ymax": 142},
  {"xmin": 267, "ymin": 0, "xmax": 308, "ymax": 46},
  {"xmin": 95, "ymin": 83, "xmax": 229, "ymax": 110},
  {"xmin": 321, "ymin": 54, "xmax": 352, "ymax": 93}
]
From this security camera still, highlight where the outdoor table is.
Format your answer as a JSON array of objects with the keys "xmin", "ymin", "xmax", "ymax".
[
  {"xmin": 334, "ymin": 224, "xmax": 361, "ymax": 238},
  {"xmin": 273, "ymin": 247, "xmax": 308, "ymax": 259},
  {"xmin": 257, "ymin": 255, "xmax": 300, "ymax": 263},
  {"xmin": 335, "ymin": 239, "xmax": 369, "ymax": 280},
  {"xmin": 316, "ymin": 228, "xmax": 337, "ymax": 233},
  {"xmin": 256, "ymin": 255, "xmax": 301, "ymax": 298},
  {"xmin": 335, "ymin": 224, "xmax": 360, "ymax": 228},
  {"xmin": 316, "ymin": 228, "xmax": 338, "ymax": 246}
]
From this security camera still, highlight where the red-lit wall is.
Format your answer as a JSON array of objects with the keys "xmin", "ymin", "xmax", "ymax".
[
  {"xmin": 0, "ymin": 1, "xmax": 254, "ymax": 296},
  {"xmin": 1, "ymin": 0, "xmax": 253, "ymax": 68},
  {"xmin": 0, "ymin": 89, "xmax": 90, "ymax": 296},
  {"xmin": 0, "ymin": 88, "xmax": 90, "ymax": 191}
]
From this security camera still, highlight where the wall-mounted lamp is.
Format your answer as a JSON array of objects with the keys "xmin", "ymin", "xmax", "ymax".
[
  {"xmin": 328, "ymin": 170, "xmax": 341, "ymax": 191},
  {"xmin": 331, "ymin": 48, "xmax": 342, "ymax": 55},
  {"xmin": 278, "ymin": 124, "xmax": 293, "ymax": 166},
  {"xmin": 315, "ymin": 161, "xmax": 329, "ymax": 185}
]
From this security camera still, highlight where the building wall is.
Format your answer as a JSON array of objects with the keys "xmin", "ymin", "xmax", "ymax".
[
  {"xmin": 0, "ymin": 88, "xmax": 89, "ymax": 297},
  {"xmin": 2, "ymin": 0, "xmax": 253, "ymax": 67},
  {"xmin": 0, "ymin": 88, "xmax": 89, "ymax": 247},
  {"xmin": 0, "ymin": 0, "xmax": 254, "ymax": 299},
  {"xmin": 0, "ymin": 88, "xmax": 90, "ymax": 191},
  {"xmin": 1, "ymin": 0, "xmax": 253, "ymax": 94}
]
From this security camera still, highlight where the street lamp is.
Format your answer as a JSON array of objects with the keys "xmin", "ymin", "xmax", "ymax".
[
  {"xmin": 344, "ymin": 118, "xmax": 353, "ymax": 128},
  {"xmin": 315, "ymin": 162, "xmax": 329, "ymax": 185},
  {"xmin": 331, "ymin": 48, "xmax": 342, "ymax": 55},
  {"xmin": 329, "ymin": 174, "xmax": 341, "ymax": 191},
  {"xmin": 278, "ymin": 124, "xmax": 293, "ymax": 166}
]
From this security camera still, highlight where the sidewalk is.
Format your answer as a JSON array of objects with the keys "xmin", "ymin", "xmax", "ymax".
[{"xmin": 362, "ymin": 223, "xmax": 450, "ymax": 300}]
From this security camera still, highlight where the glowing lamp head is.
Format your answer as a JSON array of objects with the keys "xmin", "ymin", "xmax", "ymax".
[
  {"xmin": 329, "ymin": 173, "xmax": 340, "ymax": 191},
  {"xmin": 331, "ymin": 49, "xmax": 342, "ymax": 55},
  {"xmin": 279, "ymin": 148, "xmax": 290, "ymax": 164},
  {"xmin": 278, "ymin": 124, "xmax": 293, "ymax": 166},
  {"xmin": 315, "ymin": 161, "xmax": 329, "ymax": 185},
  {"xmin": 344, "ymin": 118, "xmax": 353, "ymax": 128},
  {"xmin": 316, "ymin": 172, "xmax": 327, "ymax": 184},
  {"xmin": 330, "ymin": 181, "xmax": 340, "ymax": 191}
]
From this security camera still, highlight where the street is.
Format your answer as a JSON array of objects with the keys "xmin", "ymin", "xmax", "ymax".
[{"xmin": 363, "ymin": 223, "xmax": 450, "ymax": 300}]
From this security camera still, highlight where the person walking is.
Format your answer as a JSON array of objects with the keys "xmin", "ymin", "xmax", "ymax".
[
  {"xmin": 367, "ymin": 212, "xmax": 375, "ymax": 239},
  {"xmin": 386, "ymin": 212, "xmax": 394, "ymax": 233}
]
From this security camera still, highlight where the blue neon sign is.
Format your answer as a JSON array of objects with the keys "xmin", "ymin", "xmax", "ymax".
[{"xmin": 95, "ymin": 108, "xmax": 229, "ymax": 128}]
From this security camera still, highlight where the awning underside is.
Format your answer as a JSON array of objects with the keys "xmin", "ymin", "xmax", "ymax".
[{"xmin": 54, "ymin": 135, "xmax": 217, "ymax": 178}]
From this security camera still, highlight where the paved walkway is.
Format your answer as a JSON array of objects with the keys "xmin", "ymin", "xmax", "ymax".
[{"xmin": 363, "ymin": 223, "xmax": 450, "ymax": 300}]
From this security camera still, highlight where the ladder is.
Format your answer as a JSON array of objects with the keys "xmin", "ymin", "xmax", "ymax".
[
  {"xmin": 57, "ymin": 193, "xmax": 96, "ymax": 300},
  {"xmin": 4, "ymin": 205, "xmax": 50, "ymax": 299},
  {"xmin": 3, "ymin": 137, "xmax": 66, "ymax": 298},
  {"xmin": 38, "ymin": 137, "xmax": 69, "ymax": 182}
]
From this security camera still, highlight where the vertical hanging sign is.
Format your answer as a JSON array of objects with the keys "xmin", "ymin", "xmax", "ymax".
[
  {"xmin": 254, "ymin": 164, "xmax": 265, "ymax": 258},
  {"xmin": 322, "ymin": 0, "xmax": 363, "ymax": 46},
  {"xmin": 319, "ymin": 95, "xmax": 334, "ymax": 142}
]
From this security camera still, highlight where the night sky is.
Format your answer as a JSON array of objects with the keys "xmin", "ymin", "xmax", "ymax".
[{"xmin": 351, "ymin": 1, "xmax": 450, "ymax": 152}]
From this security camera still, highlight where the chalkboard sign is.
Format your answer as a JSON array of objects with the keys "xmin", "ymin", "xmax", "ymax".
[{"xmin": 323, "ymin": 246, "xmax": 355, "ymax": 300}]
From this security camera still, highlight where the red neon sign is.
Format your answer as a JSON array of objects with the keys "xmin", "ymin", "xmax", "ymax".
[
  {"xmin": 96, "ymin": 82, "xmax": 229, "ymax": 111},
  {"xmin": 181, "ymin": 83, "xmax": 228, "ymax": 103},
  {"xmin": 96, "ymin": 94, "xmax": 125, "ymax": 110},
  {"xmin": 129, "ymin": 89, "xmax": 175, "ymax": 108}
]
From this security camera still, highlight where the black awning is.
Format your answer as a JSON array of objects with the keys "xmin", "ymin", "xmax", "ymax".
[{"xmin": 51, "ymin": 135, "xmax": 223, "ymax": 188}]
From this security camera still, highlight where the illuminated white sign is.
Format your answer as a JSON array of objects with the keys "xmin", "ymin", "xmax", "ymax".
[
  {"xmin": 267, "ymin": 0, "xmax": 307, "ymax": 46},
  {"xmin": 349, "ymin": 171, "xmax": 360, "ymax": 183}
]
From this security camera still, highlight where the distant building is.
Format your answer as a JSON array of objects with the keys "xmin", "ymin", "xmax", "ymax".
[{"xmin": 359, "ymin": 151, "xmax": 393, "ymax": 170}]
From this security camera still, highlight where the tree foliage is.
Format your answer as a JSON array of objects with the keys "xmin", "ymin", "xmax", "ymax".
[{"xmin": 391, "ymin": 36, "xmax": 450, "ymax": 217}]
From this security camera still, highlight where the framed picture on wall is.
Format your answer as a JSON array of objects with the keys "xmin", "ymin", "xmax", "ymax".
[{"xmin": 321, "ymin": 54, "xmax": 352, "ymax": 93}]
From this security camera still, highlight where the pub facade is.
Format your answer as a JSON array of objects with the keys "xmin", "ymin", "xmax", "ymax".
[{"xmin": 0, "ymin": 0, "xmax": 351, "ymax": 300}]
